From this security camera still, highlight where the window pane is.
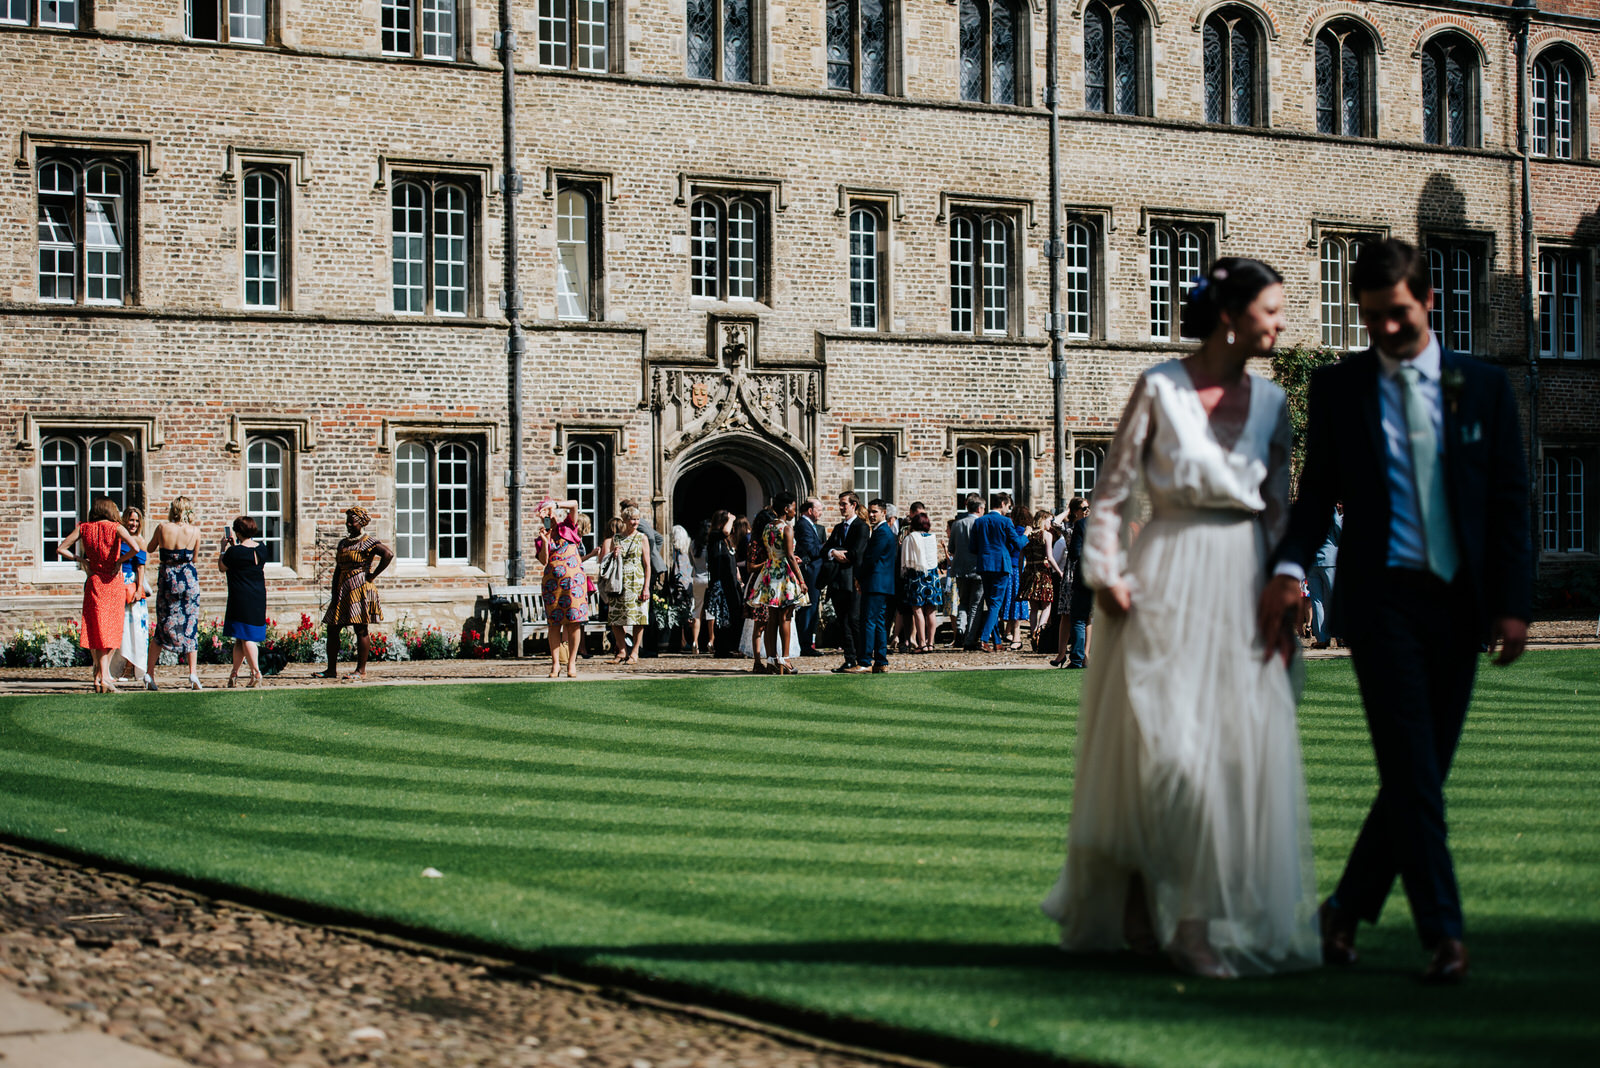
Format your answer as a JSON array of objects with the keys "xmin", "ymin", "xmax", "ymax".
[
  {"xmin": 1230, "ymin": 21, "xmax": 1254, "ymax": 125},
  {"xmin": 956, "ymin": 447, "xmax": 982, "ymax": 506},
  {"xmin": 950, "ymin": 217, "xmax": 974, "ymax": 332},
  {"xmin": 853, "ymin": 444, "xmax": 883, "ymax": 500},
  {"xmin": 1543, "ymin": 456, "xmax": 1560, "ymax": 552},
  {"xmin": 1531, "ymin": 60, "xmax": 1549, "ymax": 156},
  {"xmin": 1149, "ymin": 229, "xmax": 1171, "ymax": 340},
  {"xmin": 395, "ymin": 442, "xmax": 429, "ymax": 562},
  {"xmin": 1178, "ymin": 230, "xmax": 1203, "ymax": 308},
  {"xmin": 575, "ymin": 0, "xmax": 608, "ymax": 72},
  {"xmin": 1346, "ymin": 239, "xmax": 1367, "ymax": 348},
  {"xmin": 40, "ymin": 0, "xmax": 74, "ymax": 27},
  {"xmin": 392, "ymin": 183, "xmax": 426, "ymax": 314},
  {"xmin": 382, "ymin": 0, "xmax": 412, "ymax": 54},
  {"xmin": 1567, "ymin": 458, "xmax": 1586, "ymax": 552},
  {"xmin": 826, "ymin": 0, "xmax": 852, "ymax": 89},
  {"xmin": 723, "ymin": 0, "xmax": 752, "ymax": 83},
  {"xmin": 1083, "ymin": 4, "xmax": 1106, "ymax": 113},
  {"xmin": 959, "ymin": 0, "xmax": 984, "ymax": 102},
  {"xmin": 849, "ymin": 207, "xmax": 879, "ymax": 329},
  {"xmin": 556, "ymin": 189, "xmax": 591, "ymax": 320},
  {"xmin": 727, "ymin": 201, "xmax": 758, "ymax": 301},
  {"xmin": 1065, "ymin": 222, "xmax": 1090, "ymax": 338},
  {"xmin": 88, "ymin": 439, "xmax": 126, "ymax": 510},
  {"xmin": 422, "ymin": 0, "xmax": 456, "ymax": 59},
  {"xmin": 243, "ymin": 171, "xmax": 280, "ymax": 309},
  {"xmin": 1553, "ymin": 61, "xmax": 1574, "ymax": 159},
  {"xmin": 981, "ymin": 217, "xmax": 1008, "ymax": 334},
  {"xmin": 1538, "ymin": 254, "xmax": 1556, "ymax": 356},
  {"xmin": 860, "ymin": 0, "xmax": 888, "ymax": 94},
  {"xmin": 1445, "ymin": 46, "xmax": 1467, "ymax": 147},
  {"xmin": 246, "ymin": 438, "xmax": 284, "ymax": 565},
  {"xmin": 566, "ymin": 443, "xmax": 601, "ymax": 552},
  {"xmin": 1073, "ymin": 446, "xmax": 1100, "ymax": 499},
  {"xmin": 1422, "ymin": 49, "xmax": 1440, "ymax": 144},
  {"xmin": 1315, "ymin": 35, "xmax": 1335, "ymax": 134},
  {"xmin": 83, "ymin": 163, "xmax": 125, "ymax": 305},
  {"xmin": 1450, "ymin": 248, "xmax": 1473, "ymax": 353},
  {"xmin": 686, "ymin": 0, "xmax": 715, "ymax": 78},
  {"xmin": 991, "ymin": 0, "xmax": 1016, "ymax": 105},
  {"xmin": 1203, "ymin": 22, "xmax": 1224, "ymax": 123},
  {"xmin": 433, "ymin": 184, "xmax": 468, "ymax": 316},
  {"xmin": 989, "ymin": 447, "xmax": 1018, "ymax": 498},
  {"xmin": 1342, "ymin": 35, "xmax": 1363, "ymax": 135},
  {"xmin": 1113, "ymin": 8, "xmax": 1137, "ymax": 115},
  {"xmin": 1320, "ymin": 239, "xmax": 1343, "ymax": 347},
  {"xmin": 539, "ymin": 0, "xmax": 569, "ymax": 66},
  {"xmin": 1560, "ymin": 254, "xmax": 1581, "ymax": 358},
  {"xmin": 690, "ymin": 200, "xmax": 719, "ymax": 298},
  {"xmin": 41, "ymin": 438, "xmax": 79, "ymax": 563},
  {"xmin": 37, "ymin": 161, "xmax": 76, "ymax": 304},
  {"xmin": 0, "ymin": 0, "xmax": 28, "ymax": 23},
  {"xmin": 436, "ymin": 443, "xmax": 471, "ymax": 564},
  {"xmin": 229, "ymin": 0, "xmax": 265, "ymax": 43}
]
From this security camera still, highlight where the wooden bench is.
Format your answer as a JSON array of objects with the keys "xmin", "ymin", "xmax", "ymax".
[{"xmin": 478, "ymin": 581, "xmax": 605, "ymax": 657}]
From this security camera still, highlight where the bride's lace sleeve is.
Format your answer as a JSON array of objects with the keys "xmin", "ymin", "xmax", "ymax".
[
  {"xmin": 1261, "ymin": 391, "xmax": 1293, "ymax": 551},
  {"xmin": 1082, "ymin": 373, "xmax": 1155, "ymax": 590}
]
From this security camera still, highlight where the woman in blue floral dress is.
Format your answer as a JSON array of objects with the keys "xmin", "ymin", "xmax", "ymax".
[
  {"xmin": 146, "ymin": 496, "xmax": 204, "ymax": 690},
  {"xmin": 537, "ymin": 498, "xmax": 589, "ymax": 679}
]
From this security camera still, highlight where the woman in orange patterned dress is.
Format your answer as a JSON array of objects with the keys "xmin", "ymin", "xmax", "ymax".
[
  {"xmin": 55, "ymin": 497, "xmax": 143, "ymax": 693},
  {"xmin": 317, "ymin": 506, "xmax": 394, "ymax": 681}
]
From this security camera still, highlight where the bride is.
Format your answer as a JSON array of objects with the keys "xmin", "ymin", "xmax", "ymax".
[{"xmin": 1040, "ymin": 258, "xmax": 1321, "ymax": 978}]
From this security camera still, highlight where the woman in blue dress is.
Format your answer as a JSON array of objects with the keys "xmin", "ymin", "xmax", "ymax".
[{"xmin": 218, "ymin": 515, "xmax": 268, "ymax": 687}]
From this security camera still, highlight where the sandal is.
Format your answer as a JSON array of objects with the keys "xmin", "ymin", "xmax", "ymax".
[
  {"xmin": 313, "ymin": 669, "xmax": 339, "ymax": 679},
  {"xmin": 226, "ymin": 675, "xmax": 237, "ymax": 688}
]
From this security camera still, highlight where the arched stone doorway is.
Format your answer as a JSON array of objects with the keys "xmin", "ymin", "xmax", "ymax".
[{"xmin": 667, "ymin": 432, "xmax": 811, "ymax": 540}]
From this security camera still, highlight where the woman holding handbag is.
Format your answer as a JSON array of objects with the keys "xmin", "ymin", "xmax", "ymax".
[{"xmin": 745, "ymin": 491, "xmax": 810, "ymax": 675}]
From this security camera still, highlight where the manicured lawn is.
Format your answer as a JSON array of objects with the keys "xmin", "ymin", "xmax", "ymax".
[{"xmin": 0, "ymin": 653, "xmax": 1596, "ymax": 1067}]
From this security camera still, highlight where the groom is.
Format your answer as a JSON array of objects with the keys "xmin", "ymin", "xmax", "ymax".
[{"xmin": 1259, "ymin": 239, "xmax": 1531, "ymax": 984}]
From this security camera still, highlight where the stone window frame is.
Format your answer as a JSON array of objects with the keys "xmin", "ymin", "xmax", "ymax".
[
  {"xmin": 389, "ymin": 432, "xmax": 489, "ymax": 572},
  {"xmin": 840, "ymin": 188, "xmax": 900, "ymax": 331},
  {"xmin": 380, "ymin": 0, "xmax": 468, "ymax": 62},
  {"xmin": 1418, "ymin": 30, "xmax": 1483, "ymax": 150},
  {"xmin": 1081, "ymin": 0, "xmax": 1155, "ymax": 117},
  {"xmin": 23, "ymin": 416, "xmax": 159, "ymax": 575},
  {"xmin": 825, "ymin": 0, "xmax": 902, "ymax": 97},
  {"xmin": 222, "ymin": 147, "xmax": 311, "ymax": 312},
  {"xmin": 1421, "ymin": 229, "xmax": 1492, "ymax": 356},
  {"xmin": 1070, "ymin": 436, "xmax": 1108, "ymax": 500},
  {"xmin": 945, "ymin": 427, "xmax": 1045, "ymax": 511},
  {"xmin": 681, "ymin": 176, "xmax": 783, "ymax": 306},
  {"xmin": 685, "ymin": 0, "xmax": 767, "ymax": 84},
  {"xmin": 942, "ymin": 193, "xmax": 1034, "ymax": 338},
  {"xmin": 1143, "ymin": 208, "xmax": 1222, "ymax": 342},
  {"xmin": 389, "ymin": 170, "xmax": 482, "ymax": 318},
  {"xmin": 1198, "ymin": 2, "xmax": 1272, "ymax": 128},
  {"xmin": 537, "ymin": 0, "xmax": 626, "ymax": 75},
  {"xmin": 1313, "ymin": 17, "xmax": 1379, "ymax": 139},
  {"xmin": 1312, "ymin": 221, "xmax": 1387, "ymax": 350},
  {"xmin": 34, "ymin": 149, "xmax": 138, "ymax": 308},
  {"xmin": 1062, "ymin": 205, "xmax": 1113, "ymax": 340},
  {"xmin": 227, "ymin": 416, "xmax": 314, "ymax": 573},
  {"xmin": 1, "ymin": 0, "xmax": 84, "ymax": 30},
  {"xmin": 1535, "ymin": 240, "xmax": 1590, "ymax": 361},
  {"xmin": 1540, "ymin": 446, "xmax": 1593, "ymax": 555},
  {"xmin": 185, "ymin": 0, "xmax": 275, "ymax": 46},
  {"xmin": 564, "ymin": 434, "xmax": 617, "ymax": 551},
  {"xmin": 1530, "ymin": 43, "xmax": 1590, "ymax": 161},
  {"xmin": 552, "ymin": 176, "xmax": 607, "ymax": 322},
  {"xmin": 958, "ymin": 0, "xmax": 1032, "ymax": 106}
]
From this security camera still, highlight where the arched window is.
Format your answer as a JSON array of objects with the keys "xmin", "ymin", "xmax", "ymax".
[
  {"xmin": 950, "ymin": 211, "xmax": 1016, "ymax": 335},
  {"xmin": 1538, "ymin": 249, "xmax": 1584, "ymax": 359},
  {"xmin": 1543, "ymin": 453, "xmax": 1588, "ymax": 553},
  {"xmin": 391, "ymin": 178, "xmax": 471, "ymax": 316},
  {"xmin": 1203, "ymin": 7, "xmax": 1262, "ymax": 126},
  {"xmin": 88, "ymin": 439, "xmax": 126, "ymax": 505},
  {"xmin": 394, "ymin": 441, "xmax": 430, "ymax": 563},
  {"xmin": 988, "ymin": 445, "xmax": 1019, "ymax": 499},
  {"xmin": 1083, "ymin": 1, "xmax": 1143, "ymax": 115},
  {"xmin": 1073, "ymin": 445, "xmax": 1103, "ymax": 499},
  {"xmin": 955, "ymin": 446, "xmax": 983, "ymax": 508},
  {"xmin": 827, "ymin": 0, "xmax": 894, "ymax": 95},
  {"xmin": 565, "ymin": 441, "xmax": 607, "ymax": 551},
  {"xmin": 1316, "ymin": 22, "xmax": 1373, "ymax": 137},
  {"xmin": 687, "ymin": 0, "xmax": 753, "ymax": 82},
  {"xmin": 37, "ymin": 432, "xmax": 142, "ymax": 567},
  {"xmin": 689, "ymin": 193, "xmax": 768, "ymax": 302},
  {"xmin": 40, "ymin": 438, "xmax": 80, "ymax": 564},
  {"xmin": 1149, "ymin": 222, "xmax": 1206, "ymax": 341},
  {"xmin": 1421, "ymin": 34, "xmax": 1478, "ymax": 148},
  {"xmin": 245, "ymin": 437, "xmax": 286, "ymax": 565},
  {"xmin": 952, "ymin": 442, "xmax": 1028, "ymax": 508},
  {"xmin": 1319, "ymin": 235, "xmax": 1368, "ymax": 350},
  {"xmin": 853, "ymin": 442, "xmax": 887, "ymax": 501},
  {"xmin": 1532, "ymin": 50, "xmax": 1583, "ymax": 159},
  {"xmin": 435, "ymin": 442, "xmax": 472, "ymax": 564},
  {"xmin": 37, "ymin": 156, "xmax": 132, "ymax": 306},
  {"xmin": 242, "ymin": 169, "xmax": 282, "ymax": 309},
  {"xmin": 1426, "ymin": 242, "xmax": 1477, "ymax": 354},
  {"xmin": 394, "ymin": 438, "xmax": 480, "ymax": 565},
  {"xmin": 849, "ymin": 205, "xmax": 883, "ymax": 329},
  {"xmin": 960, "ymin": 0, "xmax": 1025, "ymax": 105}
]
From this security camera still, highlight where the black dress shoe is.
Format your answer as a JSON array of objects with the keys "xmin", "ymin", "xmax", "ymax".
[
  {"xmin": 1319, "ymin": 899, "xmax": 1359, "ymax": 966},
  {"xmin": 831, "ymin": 663, "xmax": 857, "ymax": 674},
  {"xmin": 1421, "ymin": 939, "xmax": 1469, "ymax": 984},
  {"xmin": 800, "ymin": 647, "xmax": 823, "ymax": 657}
]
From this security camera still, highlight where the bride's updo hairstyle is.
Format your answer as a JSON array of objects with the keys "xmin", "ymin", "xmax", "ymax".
[{"xmin": 1179, "ymin": 257, "xmax": 1284, "ymax": 340}]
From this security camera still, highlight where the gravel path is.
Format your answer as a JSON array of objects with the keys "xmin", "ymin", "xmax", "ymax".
[{"xmin": 0, "ymin": 845, "xmax": 926, "ymax": 1068}]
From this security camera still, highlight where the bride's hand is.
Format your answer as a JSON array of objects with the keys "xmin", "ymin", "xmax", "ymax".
[
  {"xmin": 1096, "ymin": 583, "xmax": 1133, "ymax": 617},
  {"xmin": 1257, "ymin": 575, "xmax": 1302, "ymax": 665}
]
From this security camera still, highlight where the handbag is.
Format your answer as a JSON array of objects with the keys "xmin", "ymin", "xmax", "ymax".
[{"xmin": 598, "ymin": 550, "xmax": 624, "ymax": 599}]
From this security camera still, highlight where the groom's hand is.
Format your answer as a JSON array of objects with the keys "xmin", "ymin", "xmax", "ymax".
[
  {"xmin": 1488, "ymin": 617, "xmax": 1528, "ymax": 666},
  {"xmin": 1096, "ymin": 583, "xmax": 1133, "ymax": 617},
  {"xmin": 1257, "ymin": 575, "xmax": 1302, "ymax": 665}
]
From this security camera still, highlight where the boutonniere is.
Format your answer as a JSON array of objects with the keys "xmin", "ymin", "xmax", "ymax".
[{"xmin": 1440, "ymin": 368, "xmax": 1466, "ymax": 414}]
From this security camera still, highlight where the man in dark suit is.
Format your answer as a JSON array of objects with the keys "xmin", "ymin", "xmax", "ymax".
[
  {"xmin": 1062, "ymin": 498, "xmax": 1094, "ymax": 668},
  {"xmin": 857, "ymin": 498, "xmax": 899, "ymax": 673},
  {"xmin": 793, "ymin": 496, "xmax": 825, "ymax": 656},
  {"xmin": 824, "ymin": 492, "xmax": 870, "ymax": 674},
  {"xmin": 1261, "ymin": 239, "xmax": 1531, "ymax": 985},
  {"xmin": 970, "ymin": 492, "xmax": 1028, "ymax": 651},
  {"xmin": 948, "ymin": 493, "xmax": 985, "ymax": 649}
]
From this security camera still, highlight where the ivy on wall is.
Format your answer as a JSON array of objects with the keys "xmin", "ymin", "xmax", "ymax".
[{"xmin": 1269, "ymin": 344, "xmax": 1343, "ymax": 488}]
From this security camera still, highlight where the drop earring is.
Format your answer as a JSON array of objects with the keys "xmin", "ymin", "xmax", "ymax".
[{"xmin": 1226, "ymin": 330, "xmax": 1236, "ymax": 346}]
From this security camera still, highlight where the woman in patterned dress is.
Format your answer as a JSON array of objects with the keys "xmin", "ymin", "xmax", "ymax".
[
  {"xmin": 608, "ymin": 506, "xmax": 652, "ymax": 666},
  {"xmin": 898, "ymin": 510, "xmax": 943, "ymax": 652},
  {"xmin": 56, "ymin": 497, "xmax": 142, "ymax": 693},
  {"xmin": 147, "ymin": 496, "xmax": 205, "ymax": 690},
  {"xmin": 1020, "ymin": 509, "xmax": 1062, "ymax": 651},
  {"xmin": 537, "ymin": 498, "xmax": 589, "ymax": 679},
  {"xmin": 745, "ymin": 492, "xmax": 809, "ymax": 674},
  {"xmin": 111, "ymin": 506, "xmax": 153, "ymax": 686},
  {"xmin": 318, "ymin": 506, "xmax": 394, "ymax": 681}
]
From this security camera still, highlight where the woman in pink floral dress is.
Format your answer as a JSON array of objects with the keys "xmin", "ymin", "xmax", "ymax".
[
  {"xmin": 745, "ymin": 491, "xmax": 809, "ymax": 674},
  {"xmin": 537, "ymin": 499, "xmax": 589, "ymax": 679}
]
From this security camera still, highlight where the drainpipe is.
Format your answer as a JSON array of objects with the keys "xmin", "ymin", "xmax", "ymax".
[
  {"xmin": 1046, "ymin": 0, "xmax": 1067, "ymax": 511},
  {"xmin": 498, "ymin": 0, "xmax": 526, "ymax": 585},
  {"xmin": 1514, "ymin": 0, "xmax": 1539, "ymax": 579}
]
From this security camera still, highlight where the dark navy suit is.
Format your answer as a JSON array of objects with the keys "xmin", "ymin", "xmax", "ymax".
[
  {"xmin": 793, "ymin": 513, "xmax": 824, "ymax": 652},
  {"xmin": 824, "ymin": 516, "xmax": 870, "ymax": 666},
  {"xmin": 858, "ymin": 520, "xmax": 898, "ymax": 667},
  {"xmin": 1273, "ymin": 344, "xmax": 1531, "ymax": 946},
  {"xmin": 970, "ymin": 510, "xmax": 1028, "ymax": 645}
]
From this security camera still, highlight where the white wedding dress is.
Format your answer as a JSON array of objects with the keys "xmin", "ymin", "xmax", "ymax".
[{"xmin": 1041, "ymin": 359, "xmax": 1321, "ymax": 978}]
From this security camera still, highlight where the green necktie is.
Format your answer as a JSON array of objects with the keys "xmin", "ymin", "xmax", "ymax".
[{"xmin": 1399, "ymin": 363, "xmax": 1458, "ymax": 582}]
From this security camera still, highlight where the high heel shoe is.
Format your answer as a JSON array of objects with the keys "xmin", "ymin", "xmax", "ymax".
[
  {"xmin": 227, "ymin": 674, "xmax": 237, "ymax": 688},
  {"xmin": 1049, "ymin": 656, "xmax": 1068, "ymax": 668},
  {"xmin": 247, "ymin": 674, "xmax": 262, "ymax": 688},
  {"xmin": 188, "ymin": 675, "xmax": 203, "ymax": 690}
]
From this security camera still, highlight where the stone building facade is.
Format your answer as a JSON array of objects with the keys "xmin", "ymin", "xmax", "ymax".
[{"xmin": 2, "ymin": 0, "xmax": 1596, "ymax": 627}]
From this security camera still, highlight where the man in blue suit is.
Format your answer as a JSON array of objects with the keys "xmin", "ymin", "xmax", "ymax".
[
  {"xmin": 1261, "ymin": 239, "xmax": 1531, "ymax": 985},
  {"xmin": 793, "ymin": 496, "xmax": 825, "ymax": 655},
  {"xmin": 857, "ymin": 498, "xmax": 898, "ymax": 672},
  {"xmin": 970, "ymin": 492, "xmax": 1028, "ymax": 651}
]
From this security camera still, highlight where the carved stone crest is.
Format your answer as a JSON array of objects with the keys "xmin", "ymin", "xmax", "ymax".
[{"xmin": 690, "ymin": 382, "xmax": 711, "ymax": 410}]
